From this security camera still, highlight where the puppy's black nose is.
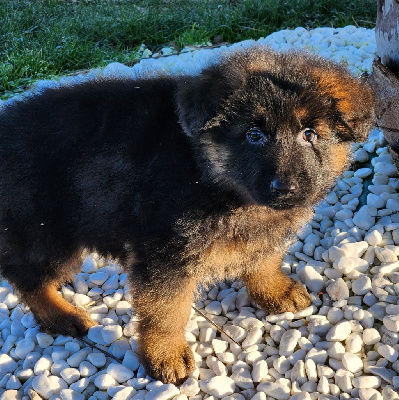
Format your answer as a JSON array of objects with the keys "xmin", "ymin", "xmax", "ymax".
[{"xmin": 270, "ymin": 178, "xmax": 296, "ymax": 196}]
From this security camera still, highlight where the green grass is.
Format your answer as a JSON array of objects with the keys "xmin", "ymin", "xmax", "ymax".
[{"xmin": 0, "ymin": 0, "xmax": 376, "ymax": 99}]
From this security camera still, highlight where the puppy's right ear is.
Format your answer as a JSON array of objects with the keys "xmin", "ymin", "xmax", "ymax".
[{"xmin": 176, "ymin": 68, "xmax": 233, "ymax": 136}]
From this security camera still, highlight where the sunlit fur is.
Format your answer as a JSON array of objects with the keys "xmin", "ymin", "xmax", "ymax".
[{"xmin": 0, "ymin": 47, "xmax": 374, "ymax": 383}]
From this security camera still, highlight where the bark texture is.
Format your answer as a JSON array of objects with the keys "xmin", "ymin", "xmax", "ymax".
[
  {"xmin": 376, "ymin": 0, "xmax": 399, "ymax": 66},
  {"xmin": 370, "ymin": 0, "xmax": 399, "ymax": 168}
]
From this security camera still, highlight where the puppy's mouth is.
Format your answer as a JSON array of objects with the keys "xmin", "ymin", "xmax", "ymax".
[
  {"xmin": 251, "ymin": 192, "xmax": 305, "ymax": 209},
  {"xmin": 264, "ymin": 197, "xmax": 303, "ymax": 210}
]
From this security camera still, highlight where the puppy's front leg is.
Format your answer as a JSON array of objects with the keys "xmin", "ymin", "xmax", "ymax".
[
  {"xmin": 243, "ymin": 253, "xmax": 311, "ymax": 314},
  {"xmin": 131, "ymin": 274, "xmax": 196, "ymax": 384}
]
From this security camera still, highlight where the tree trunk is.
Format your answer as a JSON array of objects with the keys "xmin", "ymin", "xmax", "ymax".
[
  {"xmin": 369, "ymin": 0, "xmax": 399, "ymax": 167},
  {"xmin": 375, "ymin": 0, "xmax": 399, "ymax": 67}
]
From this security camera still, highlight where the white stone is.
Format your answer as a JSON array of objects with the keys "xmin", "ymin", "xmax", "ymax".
[
  {"xmin": 279, "ymin": 329, "xmax": 301, "ymax": 356},
  {"xmin": 375, "ymin": 247, "xmax": 397, "ymax": 263},
  {"xmin": 34, "ymin": 355, "xmax": 53, "ymax": 374},
  {"xmin": 297, "ymin": 266, "xmax": 324, "ymax": 292},
  {"xmin": 257, "ymin": 379, "xmax": 291, "ymax": 400},
  {"xmin": 205, "ymin": 301, "xmax": 222, "ymax": 315},
  {"xmin": 211, "ymin": 338, "xmax": 228, "ymax": 354},
  {"xmin": 353, "ymin": 375, "xmax": 381, "ymax": 388},
  {"xmin": 328, "ymin": 246, "xmax": 347, "ymax": 262},
  {"xmin": 14, "ymin": 337, "xmax": 35, "ymax": 359},
  {"xmin": 180, "ymin": 378, "xmax": 200, "ymax": 397},
  {"xmin": 358, "ymin": 388, "xmax": 383, "ymax": 400},
  {"xmin": 327, "ymin": 307, "xmax": 344, "ymax": 324},
  {"xmin": 374, "ymin": 161, "xmax": 397, "ymax": 176},
  {"xmin": 87, "ymin": 325, "xmax": 107, "ymax": 345},
  {"xmin": 378, "ymin": 344, "xmax": 399, "ymax": 362},
  {"xmin": 5, "ymin": 375, "xmax": 21, "ymax": 390},
  {"xmin": 273, "ymin": 356, "xmax": 291, "ymax": 374},
  {"xmin": 59, "ymin": 389, "xmax": 85, "ymax": 400},
  {"xmin": 122, "ymin": 350, "xmax": 140, "ymax": 371},
  {"xmin": 87, "ymin": 352, "xmax": 106, "ymax": 367},
  {"xmin": 144, "ymin": 384, "xmax": 180, "ymax": 400},
  {"xmin": 101, "ymin": 324, "xmax": 123, "ymax": 344},
  {"xmin": 378, "ymin": 261, "xmax": 399, "ymax": 273},
  {"xmin": 386, "ymin": 304, "xmax": 399, "ymax": 314},
  {"xmin": 0, "ymin": 390, "xmax": 22, "ymax": 400},
  {"xmin": 387, "ymin": 198, "xmax": 399, "ymax": 211},
  {"xmin": 354, "ymin": 167, "xmax": 372, "ymax": 178},
  {"xmin": 36, "ymin": 333, "xmax": 54, "ymax": 349},
  {"xmin": 305, "ymin": 349, "xmax": 328, "ymax": 365},
  {"xmin": 107, "ymin": 362, "xmax": 134, "ymax": 383},
  {"xmin": 231, "ymin": 367, "xmax": 254, "ymax": 389},
  {"xmin": 353, "ymin": 206, "xmax": 377, "ymax": 230},
  {"xmin": 251, "ymin": 359, "xmax": 268, "ymax": 383},
  {"xmin": 20, "ymin": 312, "xmax": 36, "ymax": 328},
  {"xmin": 102, "ymin": 275, "xmax": 119, "ymax": 291},
  {"xmin": 67, "ymin": 350, "xmax": 88, "ymax": 368},
  {"xmin": 339, "ymin": 241, "xmax": 368, "ymax": 258},
  {"xmin": 342, "ymin": 352, "xmax": 363, "ymax": 373},
  {"xmin": 3, "ymin": 292, "xmax": 19, "ymax": 308},
  {"xmin": 326, "ymin": 278, "xmax": 349, "ymax": 300},
  {"xmin": 335, "ymin": 209, "xmax": 353, "ymax": 221},
  {"xmin": 114, "ymin": 300, "xmax": 130, "ymax": 316},
  {"xmin": 345, "ymin": 333, "xmax": 363, "ymax": 354},
  {"xmin": 328, "ymin": 341, "xmax": 345, "ymax": 360},
  {"xmin": 317, "ymin": 375, "xmax": 329, "ymax": 394},
  {"xmin": 333, "ymin": 256, "xmax": 355, "ymax": 274},
  {"xmin": 78, "ymin": 361, "xmax": 97, "ymax": 377},
  {"xmin": 89, "ymin": 271, "xmax": 108, "ymax": 285},
  {"xmin": 242, "ymin": 327, "xmax": 263, "ymax": 348},
  {"xmin": 94, "ymin": 373, "xmax": 116, "ymax": 390},
  {"xmin": 368, "ymin": 193, "xmax": 386, "ymax": 209},
  {"xmin": 327, "ymin": 321, "xmax": 352, "ymax": 341},
  {"xmin": 383, "ymin": 315, "xmax": 399, "ymax": 332},
  {"xmin": 199, "ymin": 376, "xmax": 235, "ymax": 398},
  {"xmin": 365, "ymin": 229, "xmax": 383, "ymax": 245},
  {"xmin": 353, "ymin": 148, "xmax": 369, "ymax": 163},
  {"xmin": 73, "ymin": 275, "xmax": 88, "ymax": 294},
  {"xmin": 352, "ymin": 276, "xmax": 372, "ymax": 295},
  {"xmin": 60, "ymin": 368, "xmax": 80, "ymax": 385},
  {"xmin": 32, "ymin": 373, "xmax": 56, "ymax": 399},
  {"xmin": 112, "ymin": 387, "xmax": 136, "ymax": 400},
  {"xmin": 82, "ymin": 255, "xmax": 97, "ymax": 273},
  {"xmin": 73, "ymin": 293, "xmax": 91, "ymax": 307}
]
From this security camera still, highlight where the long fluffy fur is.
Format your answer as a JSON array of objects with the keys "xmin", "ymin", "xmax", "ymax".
[{"xmin": 0, "ymin": 47, "xmax": 374, "ymax": 383}]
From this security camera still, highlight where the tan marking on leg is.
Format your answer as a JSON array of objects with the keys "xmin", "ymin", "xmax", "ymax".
[
  {"xmin": 23, "ymin": 282, "xmax": 96, "ymax": 336},
  {"xmin": 243, "ymin": 253, "xmax": 311, "ymax": 314},
  {"xmin": 132, "ymin": 279, "xmax": 196, "ymax": 384}
]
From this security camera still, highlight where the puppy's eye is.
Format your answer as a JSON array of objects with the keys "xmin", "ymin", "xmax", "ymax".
[
  {"xmin": 246, "ymin": 128, "xmax": 266, "ymax": 145},
  {"xmin": 302, "ymin": 128, "xmax": 317, "ymax": 143}
]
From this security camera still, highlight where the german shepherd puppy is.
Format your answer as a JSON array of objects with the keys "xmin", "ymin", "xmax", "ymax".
[{"xmin": 0, "ymin": 47, "xmax": 374, "ymax": 383}]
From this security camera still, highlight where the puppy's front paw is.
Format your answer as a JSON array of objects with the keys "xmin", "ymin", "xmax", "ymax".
[
  {"xmin": 35, "ymin": 306, "xmax": 97, "ymax": 337},
  {"xmin": 265, "ymin": 279, "xmax": 311, "ymax": 314},
  {"xmin": 141, "ymin": 339, "xmax": 195, "ymax": 384}
]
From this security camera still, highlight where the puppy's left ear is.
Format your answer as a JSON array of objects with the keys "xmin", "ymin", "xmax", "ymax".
[
  {"xmin": 316, "ymin": 69, "xmax": 375, "ymax": 142},
  {"xmin": 176, "ymin": 67, "xmax": 237, "ymax": 136}
]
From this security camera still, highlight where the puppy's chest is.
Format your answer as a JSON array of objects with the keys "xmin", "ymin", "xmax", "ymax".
[{"xmin": 182, "ymin": 206, "xmax": 310, "ymax": 277}]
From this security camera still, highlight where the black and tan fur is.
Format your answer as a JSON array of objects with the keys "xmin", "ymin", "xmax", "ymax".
[{"xmin": 0, "ymin": 47, "xmax": 374, "ymax": 383}]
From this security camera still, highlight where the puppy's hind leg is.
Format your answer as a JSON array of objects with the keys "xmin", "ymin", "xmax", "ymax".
[
  {"xmin": 131, "ymin": 273, "xmax": 196, "ymax": 384},
  {"xmin": 0, "ymin": 255, "xmax": 96, "ymax": 337},
  {"xmin": 23, "ymin": 280, "xmax": 97, "ymax": 337},
  {"xmin": 243, "ymin": 253, "xmax": 311, "ymax": 314}
]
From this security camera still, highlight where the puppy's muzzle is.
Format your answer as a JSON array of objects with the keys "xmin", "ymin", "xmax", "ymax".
[{"xmin": 270, "ymin": 178, "xmax": 296, "ymax": 197}]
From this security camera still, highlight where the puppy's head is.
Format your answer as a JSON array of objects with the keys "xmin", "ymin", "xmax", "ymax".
[{"xmin": 177, "ymin": 47, "xmax": 374, "ymax": 209}]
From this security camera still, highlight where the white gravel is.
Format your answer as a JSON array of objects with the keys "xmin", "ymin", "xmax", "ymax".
[{"xmin": 1, "ymin": 25, "xmax": 399, "ymax": 400}]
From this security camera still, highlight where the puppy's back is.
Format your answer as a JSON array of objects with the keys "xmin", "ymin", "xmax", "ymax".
[{"xmin": 0, "ymin": 77, "xmax": 182, "ymax": 254}]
